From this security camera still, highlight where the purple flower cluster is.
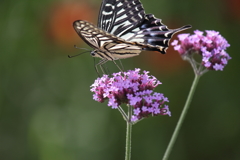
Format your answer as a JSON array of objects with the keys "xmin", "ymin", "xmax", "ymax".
[
  {"xmin": 171, "ymin": 30, "xmax": 231, "ymax": 71},
  {"xmin": 90, "ymin": 68, "xmax": 170, "ymax": 122}
]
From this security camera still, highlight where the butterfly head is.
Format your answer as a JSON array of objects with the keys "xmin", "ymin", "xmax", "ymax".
[
  {"xmin": 91, "ymin": 49, "xmax": 115, "ymax": 61},
  {"xmin": 91, "ymin": 50, "xmax": 102, "ymax": 59},
  {"xmin": 90, "ymin": 50, "xmax": 96, "ymax": 57}
]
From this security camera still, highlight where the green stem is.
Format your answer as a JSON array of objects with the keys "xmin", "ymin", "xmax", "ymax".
[
  {"xmin": 162, "ymin": 74, "xmax": 201, "ymax": 160},
  {"xmin": 118, "ymin": 105, "xmax": 128, "ymax": 122},
  {"xmin": 125, "ymin": 105, "xmax": 133, "ymax": 160}
]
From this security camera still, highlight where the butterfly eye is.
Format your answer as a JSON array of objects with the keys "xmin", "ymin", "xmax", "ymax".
[{"xmin": 91, "ymin": 51, "xmax": 96, "ymax": 57}]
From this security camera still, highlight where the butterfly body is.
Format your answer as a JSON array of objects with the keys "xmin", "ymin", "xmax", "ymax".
[{"xmin": 73, "ymin": 0, "xmax": 191, "ymax": 65}]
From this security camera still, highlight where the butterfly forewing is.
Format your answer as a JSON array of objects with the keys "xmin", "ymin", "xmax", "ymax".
[
  {"xmin": 73, "ymin": 20, "xmax": 142, "ymax": 61},
  {"xmin": 98, "ymin": 0, "xmax": 145, "ymax": 38},
  {"xmin": 73, "ymin": 20, "xmax": 106, "ymax": 49}
]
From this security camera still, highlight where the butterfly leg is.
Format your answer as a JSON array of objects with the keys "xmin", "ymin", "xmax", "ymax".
[
  {"xmin": 95, "ymin": 58, "xmax": 109, "ymax": 76},
  {"xmin": 93, "ymin": 57, "xmax": 100, "ymax": 76},
  {"xmin": 118, "ymin": 59, "xmax": 125, "ymax": 72},
  {"xmin": 112, "ymin": 60, "xmax": 124, "ymax": 72},
  {"xmin": 102, "ymin": 63, "xmax": 111, "ymax": 75}
]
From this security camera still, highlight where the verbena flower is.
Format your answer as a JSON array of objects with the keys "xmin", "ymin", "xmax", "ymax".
[
  {"xmin": 90, "ymin": 68, "xmax": 170, "ymax": 122},
  {"xmin": 171, "ymin": 30, "xmax": 231, "ymax": 72}
]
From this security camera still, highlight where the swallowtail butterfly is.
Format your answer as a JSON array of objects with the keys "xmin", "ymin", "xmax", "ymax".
[{"xmin": 73, "ymin": 0, "xmax": 191, "ymax": 70}]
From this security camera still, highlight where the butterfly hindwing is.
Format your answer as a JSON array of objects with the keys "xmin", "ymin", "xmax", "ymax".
[{"xmin": 122, "ymin": 14, "xmax": 192, "ymax": 53}]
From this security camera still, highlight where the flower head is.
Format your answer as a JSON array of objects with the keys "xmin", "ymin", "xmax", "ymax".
[
  {"xmin": 90, "ymin": 68, "xmax": 170, "ymax": 122},
  {"xmin": 171, "ymin": 30, "xmax": 231, "ymax": 72}
]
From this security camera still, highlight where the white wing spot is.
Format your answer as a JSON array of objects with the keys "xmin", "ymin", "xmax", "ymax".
[
  {"xmin": 138, "ymin": 13, "xmax": 142, "ymax": 18},
  {"xmin": 105, "ymin": 3, "xmax": 115, "ymax": 9},
  {"xmin": 117, "ymin": 2, "xmax": 123, "ymax": 7},
  {"xmin": 135, "ymin": 34, "xmax": 144, "ymax": 38},
  {"xmin": 132, "ymin": 28, "xmax": 140, "ymax": 32},
  {"xmin": 115, "ymin": 14, "xmax": 128, "ymax": 22},
  {"xmin": 120, "ymin": 33, "xmax": 135, "ymax": 40},
  {"xmin": 99, "ymin": 37, "xmax": 110, "ymax": 40},
  {"xmin": 102, "ymin": 11, "xmax": 113, "ymax": 15},
  {"xmin": 163, "ymin": 39, "xmax": 168, "ymax": 44},
  {"xmin": 130, "ymin": 38, "xmax": 144, "ymax": 43},
  {"xmin": 117, "ymin": 8, "xmax": 125, "ymax": 14},
  {"xmin": 165, "ymin": 32, "xmax": 171, "ymax": 37}
]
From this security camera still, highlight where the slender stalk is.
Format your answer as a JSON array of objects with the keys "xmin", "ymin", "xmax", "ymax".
[
  {"xmin": 125, "ymin": 105, "xmax": 133, "ymax": 160},
  {"xmin": 162, "ymin": 74, "xmax": 201, "ymax": 160},
  {"xmin": 118, "ymin": 105, "xmax": 128, "ymax": 122}
]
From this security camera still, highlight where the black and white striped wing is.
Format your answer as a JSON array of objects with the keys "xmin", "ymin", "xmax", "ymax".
[
  {"xmin": 98, "ymin": 0, "xmax": 191, "ymax": 54},
  {"xmin": 98, "ymin": 0, "xmax": 145, "ymax": 38},
  {"xmin": 73, "ymin": 20, "xmax": 104, "ymax": 49},
  {"xmin": 125, "ymin": 14, "xmax": 192, "ymax": 53},
  {"xmin": 73, "ymin": 20, "xmax": 142, "ymax": 60}
]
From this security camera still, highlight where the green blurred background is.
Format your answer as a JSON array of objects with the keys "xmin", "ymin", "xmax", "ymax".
[{"xmin": 1, "ymin": 0, "xmax": 239, "ymax": 159}]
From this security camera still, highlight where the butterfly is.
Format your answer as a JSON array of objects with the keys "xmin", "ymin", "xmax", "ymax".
[{"xmin": 73, "ymin": 0, "xmax": 191, "ymax": 72}]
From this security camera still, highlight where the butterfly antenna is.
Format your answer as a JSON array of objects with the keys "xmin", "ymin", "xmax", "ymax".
[
  {"xmin": 74, "ymin": 45, "xmax": 91, "ymax": 51},
  {"xmin": 68, "ymin": 50, "xmax": 90, "ymax": 58}
]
